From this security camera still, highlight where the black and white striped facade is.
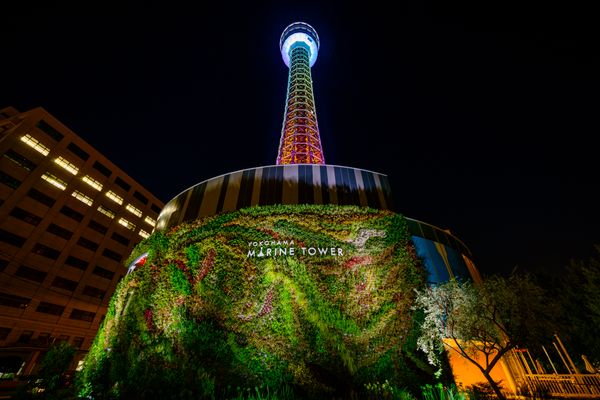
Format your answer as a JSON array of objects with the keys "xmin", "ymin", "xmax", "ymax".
[
  {"xmin": 153, "ymin": 164, "xmax": 481, "ymax": 284},
  {"xmin": 156, "ymin": 165, "xmax": 393, "ymax": 231}
]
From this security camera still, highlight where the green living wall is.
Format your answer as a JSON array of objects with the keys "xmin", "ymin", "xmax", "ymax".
[{"xmin": 78, "ymin": 205, "xmax": 441, "ymax": 399}]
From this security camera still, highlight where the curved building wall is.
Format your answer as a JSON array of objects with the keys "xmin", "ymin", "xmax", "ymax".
[
  {"xmin": 156, "ymin": 164, "xmax": 393, "ymax": 231},
  {"xmin": 155, "ymin": 164, "xmax": 480, "ymax": 284},
  {"xmin": 405, "ymin": 218, "xmax": 481, "ymax": 284}
]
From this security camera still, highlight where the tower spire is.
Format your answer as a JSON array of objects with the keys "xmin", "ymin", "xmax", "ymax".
[{"xmin": 276, "ymin": 22, "xmax": 325, "ymax": 165}]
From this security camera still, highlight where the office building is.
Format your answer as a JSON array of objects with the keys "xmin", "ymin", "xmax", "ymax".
[{"xmin": 0, "ymin": 106, "xmax": 163, "ymax": 376}]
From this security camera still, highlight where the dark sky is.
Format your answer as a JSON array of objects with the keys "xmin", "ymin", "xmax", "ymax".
[{"xmin": 2, "ymin": 2, "xmax": 599, "ymax": 276}]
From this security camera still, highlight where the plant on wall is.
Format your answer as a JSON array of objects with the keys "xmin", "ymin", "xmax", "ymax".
[{"xmin": 78, "ymin": 205, "xmax": 442, "ymax": 399}]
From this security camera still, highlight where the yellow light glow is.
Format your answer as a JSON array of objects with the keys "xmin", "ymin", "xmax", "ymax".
[
  {"xmin": 41, "ymin": 173, "xmax": 66, "ymax": 190},
  {"xmin": 138, "ymin": 229, "xmax": 150, "ymax": 239},
  {"xmin": 97, "ymin": 205, "xmax": 115, "ymax": 219},
  {"xmin": 83, "ymin": 175, "xmax": 103, "ymax": 191},
  {"xmin": 105, "ymin": 190, "xmax": 123, "ymax": 205},
  {"xmin": 126, "ymin": 204, "xmax": 142, "ymax": 217},
  {"xmin": 118, "ymin": 218, "xmax": 135, "ymax": 230},
  {"xmin": 20, "ymin": 134, "xmax": 50, "ymax": 156},
  {"xmin": 71, "ymin": 190, "xmax": 93, "ymax": 206},
  {"xmin": 54, "ymin": 156, "xmax": 79, "ymax": 175},
  {"xmin": 144, "ymin": 216, "xmax": 156, "ymax": 227}
]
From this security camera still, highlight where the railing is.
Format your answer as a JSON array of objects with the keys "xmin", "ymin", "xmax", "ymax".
[{"xmin": 521, "ymin": 373, "xmax": 600, "ymax": 398}]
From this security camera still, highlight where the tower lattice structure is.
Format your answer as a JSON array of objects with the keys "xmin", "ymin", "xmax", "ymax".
[{"xmin": 276, "ymin": 22, "xmax": 325, "ymax": 165}]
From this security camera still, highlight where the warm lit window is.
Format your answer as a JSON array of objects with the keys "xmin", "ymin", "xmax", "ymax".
[
  {"xmin": 144, "ymin": 216, "xmax": 156, "ymax": 227},
  {"xmin": 105, "ymin": 190, "xmax": 123, "ymax": 205},
  {"xmin": 126, "ymin": 204, "xmax": 142, "ymax": 217},
  {"xmin": 72, "ymin": 190, "xmax": 93, "ymax": 206},
  {"xmin": 41, "ymin": 173, "xmax": 67, "ymax": 190},
  {"xmin": 138, "ymin": 229, "xmax": 150, "ymax": 239},
  {"xmin": 97, "ymin": 205, "xmax": 115, "ymax": 219},
  {"xmin": 54, "ymin": 156, "xmax": 79, "ymax": 175},
  {"xmin": 20, "ymin": 134, "xmax": 50, "ymax": 156},
  {"xmin": 118, "ymin": 218, "xmax": 135, "ymax": 230},
  {"xmin": 82, "ymin": 175, "xmax": 103, "ymax": 191}
]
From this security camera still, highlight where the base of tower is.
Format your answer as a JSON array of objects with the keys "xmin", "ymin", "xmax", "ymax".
[
  {"xmin": 79, "ymin": 204, "xmax": 452, "ymax": 399},
  {"xmin": 156, "ymin": 164, "xmax": 393, "ymax": 232}
]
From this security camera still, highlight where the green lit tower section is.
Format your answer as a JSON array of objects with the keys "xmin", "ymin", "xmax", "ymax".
[{"xmin": 276, "ymin": 22, "xmax": 326, "ymax": 165}]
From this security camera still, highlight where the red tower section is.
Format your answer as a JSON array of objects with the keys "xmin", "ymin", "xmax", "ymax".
[{"xmin": 276, "ymin": 23, "xmax": 325, "ymax": 165}]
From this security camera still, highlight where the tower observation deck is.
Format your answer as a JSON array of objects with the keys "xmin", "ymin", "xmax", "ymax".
[{"xmin": 276, "ymin": 22, "xmax": 325, "ymax": 165}]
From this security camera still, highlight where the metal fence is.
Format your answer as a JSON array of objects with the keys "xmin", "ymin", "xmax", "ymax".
[{"xmin": 520, "ymin": 373, "xmax": 600, "ymax": 398}]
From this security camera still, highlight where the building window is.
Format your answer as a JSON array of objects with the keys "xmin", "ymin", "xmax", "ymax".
[
  {"xmin": 118, "ymin": 218, "xmax": 135, "ymax": 230},
  {"xmin": 97, "ymin": 205, "xmax": 116, "ymax": 219},
  {"xmin": 70, "ymin": 308, "xmax": 96, "ymax": 322},
  {"xmin": 82, "ymin": 285, "xmax": 106, "ymax": 300},
  {"xmin": 37, "ymin": 332, "xmax": 51, "ymax": 345},
  {"xmin": 36, "ymin": 120, "xmax": 64, "ymax": 141},
  {"xmin": 32, "ymin": 243, "xmax": 60, "ymax": 260},
  {"xmin": 144, "ymin": 216, "xmax": 156, "ymax": 227},
  {"xmin": 0, "ymin": 293, "xmax": 31, "ymax": 309},
  {"xmin": 92, "ymin": 160, "xmax": 111, "ymax": 177},
  {"xmin": 151, "ymin": 203, "xmax": 161, "ymax": 214},
  {"xmin": 15, "ymin": 265, "xmax": 47, "ymax": 283},
  {"xmin": 56, "ymin": 334, "xmax": 69, "ymax": 343},
  {"xmin": 77, "ymin": 237, "xmax": 99, "ymax": 251},
  {"xmin": 102, "ymin": 248, "xmax": 122, "ymax": 262},
  {"xmin": 88, "ymin": 220, "xmax": 108, "ymax": 234},
  {"xmin": 66, "ymin": 142, "xmax": 89, "ymax": 160},
  {"xmin": 0, "ymin": 327, "xmax": 11, "ymax": 340},
  {"xmin": 72, "ymin": 190, "xmax": 93, "ymax": 206},
  {"xmin": 105, "ymin": 190, "xmax": 123, "ymax": 205},
  {"xmin": 111, "ymin": 232, "xmax": 130, "ymax": 246},
  {"xmin": 92, "ymin": 266, "xmax": 114, "ymax": 280},
  {"xmin": 9, "ymin": 207, "xmax": 43, "ymax": 226},
  {"xmin": 114, "ymin": 177, "xmax": 131, "ymax": 192},
  {"xmin": 46, "ymin": 223, "xmax": 74, "ymax": 240},
  {"xmin": 0, "ymin": 170, "xmax": 21, "ymax": 189},
  {"xmin": 73, "ymin": 336, "xmax": 85, "ymax": 349},
  {"xmin": 125, "ymin": 203, "xmax": 142, "ymax": 217},
  {"xmin": 139, "ymin": 229, "xmax": 150, "ymax": 239},
  {"xmin": 82, "ymin": 175, "xmax": 103, "ymax": 191},
  {"xmin": 54, "ymin": 156, "xmax": 79, "ymax": 175},
  {"xmin": 20, "ymin": 134, "xmax": 50, "ymax": 155},
  {"xmin": 17, "ymin": 330, "xmax": 34, "ymax": 344},
  {"xmin": 41, "ymin": 172, "xmax": 67, "ymax": 190},
  {"xmin": 0, "ymin": 258, "xmax": 8, "ymax": 272},
  {"xmin": 51, "ymin": 276, "xmax": 78, "ymax": 291},
  {"xmin": 3, "ymin": 149, "xmax": 37, "ymax": 171},
  {"xmin": 133, "ymin": 191, "xmax": 149, "ymax": 205},
  {"xmin": 36, "ymin": 302, "xmax": 65, "ymax": 316},
  {"xmin": 65, "ymin": 255, "xmax": 88, "ymax": 271},
  {"xmin": 27, "ymin": 188, "xmax": 56, "ymax": 207},
  {"xmin": 0, "ymin": 228, "xmax": 26, "ymax": 247},
  {"xmin": 60, "ymin": 205, "xmax": 84, "ymax": 222}
]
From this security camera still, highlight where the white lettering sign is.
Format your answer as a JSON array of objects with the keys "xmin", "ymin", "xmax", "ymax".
[{"xmin": 246, "ymin": 240, "xmax": 344, "ymax": 258}]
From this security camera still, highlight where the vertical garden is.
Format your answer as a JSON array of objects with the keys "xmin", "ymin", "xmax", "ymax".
[{"xmin": 78, "ymin": 205, "xmax": 447, "ymax": 399}]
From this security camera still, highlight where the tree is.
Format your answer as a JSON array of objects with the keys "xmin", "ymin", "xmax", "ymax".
[
  {"xmin": 15, "ymin": 341, "xmax": 77, "ymax": 400},
  {"xmin": 553, "ymin": 245, "xmax": 600, "ymax": 368},
  {"xmin": 414, "ymin": 273, "xmax": 554, "ymax": 400}
]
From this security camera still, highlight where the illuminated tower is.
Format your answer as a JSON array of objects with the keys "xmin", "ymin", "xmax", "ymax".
[
  {"xmin": 276, "ymin": 22, "xmax": 325, "ymax": 165},
  {"xmin": 81, "ymin": 20, "xmax": 484, "ymax": 399}
]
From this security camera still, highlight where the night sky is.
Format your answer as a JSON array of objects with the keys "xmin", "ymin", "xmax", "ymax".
[{"xmin": 3, "ymin": 2, "xmax": 599, "ymax": 276}]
